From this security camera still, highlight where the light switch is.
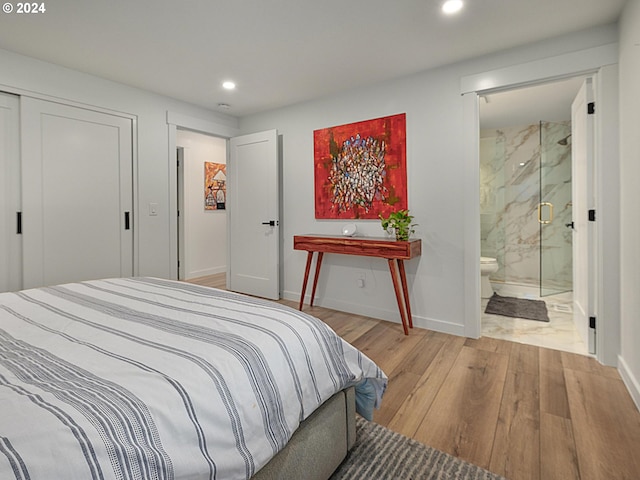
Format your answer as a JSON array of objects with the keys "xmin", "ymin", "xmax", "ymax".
[{"xmin": 149, "ymin": 203, "xmax": 158, "ymax": 216}]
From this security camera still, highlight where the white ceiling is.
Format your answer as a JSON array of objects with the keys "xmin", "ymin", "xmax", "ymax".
[
  {"xmin": 480, "ymin": 75, "xmax": 589, "ymax": 130},
  {"xmin": 0, "ymin": 0, "xmax": 626, "ymax": 117}
]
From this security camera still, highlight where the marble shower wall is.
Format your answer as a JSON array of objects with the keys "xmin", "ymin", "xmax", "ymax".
[{"xmin": 480, "ymin": 122, "xmax": 572, "ymax": 291}]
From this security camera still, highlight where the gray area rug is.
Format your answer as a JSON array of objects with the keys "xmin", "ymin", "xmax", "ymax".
[
  {"xmin": 485, "ymin": 293, "xmax": 549, "ymax": 322},
  {"xmin": 331, "ymin": 417, "xmax": 506, "ymax": 480}
]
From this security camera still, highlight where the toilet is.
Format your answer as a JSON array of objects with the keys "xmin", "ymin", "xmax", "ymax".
[{"xmin": 480, "ymin": 256, "xmax": 499, "ymax": 299}]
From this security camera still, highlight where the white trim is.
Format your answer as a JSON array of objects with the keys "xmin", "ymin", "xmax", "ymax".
[
  {"xmin": 593, "ymin": 64, "xmax": 620, "ymax": 367},
  {"xmin": 619, "ymin": 355, "xmax": 640, "ymax": 412},
  {"xmin": 0, "ymin": 82, "xmax": 137, "ymax": 120},
  {"xmin": 166, "ymin": 111, "xmax": 239, "ymax": 280},
  {"xmin": 131, "ymin": 116, "xmax": 139, "ymax": 277},
  {"xmin": 463, "ymin": 92, "xmax": 481, "ymax": 339},
  {"xmin": 168, "ymin": 123, "xmax": 178, "ymax": 279},
  {"xmin": 166, "ymin": 111, "xmax": 239, "ymax": 139},
  {"xmin": 281, "ymin": 290, "xmax": 467, "ymax": 337},
  {"xmin": 460, "ymin": 43, "xmax": 618, "ymax": 94},
  {"xmin": 185, "ymin": 265, "xmax": 226, "ymax": 280}
]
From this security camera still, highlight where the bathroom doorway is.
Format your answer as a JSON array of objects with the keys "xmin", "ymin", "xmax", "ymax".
[{"xmin": 479, "ymin": 76, "xmax": 589, "ymax": 355}]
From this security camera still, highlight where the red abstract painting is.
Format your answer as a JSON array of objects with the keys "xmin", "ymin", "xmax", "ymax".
[{"xmin": 314, "ymin": 113, "xmax": 407, "ymax": 219}]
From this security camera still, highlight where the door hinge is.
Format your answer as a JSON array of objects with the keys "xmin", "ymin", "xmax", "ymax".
[
  {"xmin": 588, "ymin": 102, "xmax": 595, "ymax": 115},
  {"xmin": 589, "ymin": 316, "xmax": 596, "ymax": 330},
  {"xmin": 16, "ymin": 212, "xmax": 22, "ymax": 234},
  {"xmin": 588, "ymin": 209, "xmax": 596, "ymax": 222}
]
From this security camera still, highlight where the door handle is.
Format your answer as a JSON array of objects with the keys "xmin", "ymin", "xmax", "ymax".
[
  {"xmin": 537, "ymin": 202, "xmax": 553, "ymax": 224},
  {"xmin": 261, "ymin": 220, "xmax": 276, "ymax": 226},
  {"xmin": 565, "ymin": 222, "xmax": 574, "ymax": 229}
]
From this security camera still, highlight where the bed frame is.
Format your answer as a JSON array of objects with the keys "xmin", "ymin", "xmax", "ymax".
[{"xmin": 254, "ymin": 387, "xmax": 356, "ymax": 479}]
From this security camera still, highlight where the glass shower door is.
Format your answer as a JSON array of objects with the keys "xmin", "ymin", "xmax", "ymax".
[{"xmin": 539, "ymin": 121, "xmax": 573, "ymax": 297}]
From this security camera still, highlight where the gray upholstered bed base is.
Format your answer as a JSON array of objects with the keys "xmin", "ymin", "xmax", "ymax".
[{"xmin": 253, "ymin": 386, "xmax": 356, "ymax": 479}]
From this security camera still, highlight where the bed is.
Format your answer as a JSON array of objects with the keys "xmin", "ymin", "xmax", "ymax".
[{"xmin": 0, "ymin": 277, "xmax": 386, "ymax": 480}]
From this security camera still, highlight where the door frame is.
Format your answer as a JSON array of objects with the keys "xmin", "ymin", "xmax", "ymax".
[{"xmin": 460, "ymin": 45, "xmax": 620, "ymax": 366}]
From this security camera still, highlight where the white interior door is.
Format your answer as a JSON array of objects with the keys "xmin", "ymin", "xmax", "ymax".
[
  {"xmin": 571, "ymin": 79, "xmax": 595, "ymax": 353},
  {"xmin": 0, "ymin": 92, "xmax": 22, "ymax": 292},
  {"xmin": 228, "ymin": 130, "xmax": 279, "ymax": 299},
  {"xmin": 21, "ymin": 97, "xmax": 133, "ymax": 288}
]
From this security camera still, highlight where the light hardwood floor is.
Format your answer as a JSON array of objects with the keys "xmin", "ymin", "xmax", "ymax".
[{"xmin": 187, "ymin": 274, "xmax": 640, "ymax": 480}]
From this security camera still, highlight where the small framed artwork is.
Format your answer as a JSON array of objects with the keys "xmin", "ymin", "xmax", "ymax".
[
  {"xmin": 205, "ymin": 162, "xmax": 226, "ymax": 210},
  {"xmin": 314, "ymin": 113, "xmax": 407, "ymax": 219}
]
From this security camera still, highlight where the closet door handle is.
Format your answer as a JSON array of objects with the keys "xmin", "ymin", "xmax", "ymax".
[
  {"xmin": 16, "ymin": 212, "xmax": 22, "ymax": 234},
  {"xmin": 124, "ymin": 211, "xmax": 131, "ymax": 230}
]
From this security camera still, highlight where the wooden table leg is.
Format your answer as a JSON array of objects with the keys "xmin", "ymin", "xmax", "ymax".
[
  {"xmin": 398, "ymin": 259, "xmax": 413, "ymax": 329},
  {"xmin": 299, "ymin": 251, "xmax": 314, "ymax": 310},
  {"xmin": 309, "ymin": 252, "xmax": 323, "ymax": 306},
  {"xmin": 388, "ymin": 259, "xmax": 409, "ymax": 335}
]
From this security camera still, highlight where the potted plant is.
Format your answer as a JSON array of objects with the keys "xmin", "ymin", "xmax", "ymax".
[{"xmin": 379, "ymin": 209, "xmax": 417, "ymax": 241}]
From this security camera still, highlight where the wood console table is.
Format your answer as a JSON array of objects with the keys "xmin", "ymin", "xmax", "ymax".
[{"xmin": 293, "ymin": 235, "xmax": 421, "ymax": 335}]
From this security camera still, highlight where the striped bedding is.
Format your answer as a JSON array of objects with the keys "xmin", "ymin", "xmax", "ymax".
[{"xmin": 0, "ymin": 277, "xmax": 386, "ymax": 480}]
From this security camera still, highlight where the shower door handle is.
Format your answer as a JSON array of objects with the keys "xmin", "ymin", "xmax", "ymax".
[{"xmin": 537, "ymin": 202, "xmax": 553, "ymax": 224}]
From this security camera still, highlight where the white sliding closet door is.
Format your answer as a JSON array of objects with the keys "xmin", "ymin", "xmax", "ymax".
[
  {"xmin": 21, "ymin": 98, "xmax": 133, "ymax": 288},
  {"xmin": 0, "ymin": 92, "xmax": 21, "ymax": 292}
]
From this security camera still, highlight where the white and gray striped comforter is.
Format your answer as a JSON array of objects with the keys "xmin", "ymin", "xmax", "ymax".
[{"xmin": 0, "ymin": 277, "xmax": 386, "ymax": 480}]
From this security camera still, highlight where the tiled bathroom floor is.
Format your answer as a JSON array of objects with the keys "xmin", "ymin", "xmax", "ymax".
[{"xmin": 481, "ymin": 284, "xmax": 589, "ymax": 355}]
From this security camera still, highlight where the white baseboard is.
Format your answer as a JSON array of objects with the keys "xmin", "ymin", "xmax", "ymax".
[
  {"xmin": 282, "ymin": 290, "xmax": 466, "ymax": 337},
  {"xmin": 618, "ymin": 355, "xmax": 640, "ymax": 412},
  {"xmin": 185, "ymin": 265, "xmax": 225, "ymax": 280}
]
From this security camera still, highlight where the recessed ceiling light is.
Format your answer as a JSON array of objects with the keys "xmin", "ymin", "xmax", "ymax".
[
  {"xmin": 222, "ymin": 81, "xmax": 236, "ymax": 90},
  {"xmin": 442, "ymin": 0, "xmax": 463, "ymax": 15}
]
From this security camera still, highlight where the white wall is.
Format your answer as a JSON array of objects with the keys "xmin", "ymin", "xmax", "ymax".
[
  {"xmin": 618, "ymin": 0, "xmax": 640, "ymax": 409},
  {"xmin": 177, "ymin": 130, "xmax": 227, "ymax": 279},
  {"xmin": 0, "ymin": 47, "xmax": 238, "ymax": 279},
  {"xmin": 239, "ymin": 24, "xmax": 619, "ymax": 337}
]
